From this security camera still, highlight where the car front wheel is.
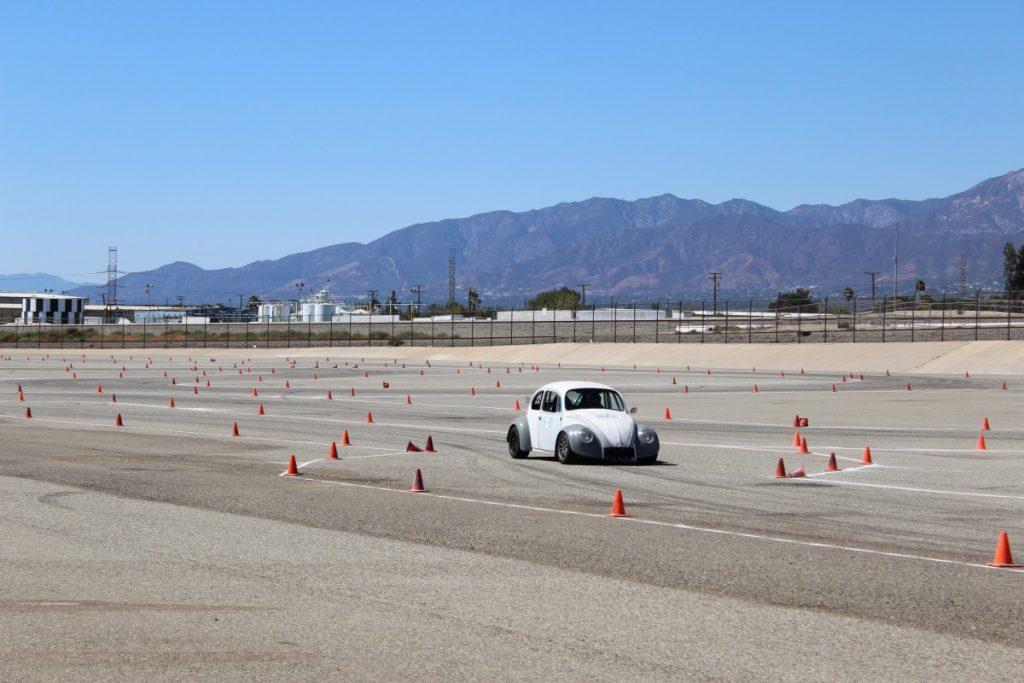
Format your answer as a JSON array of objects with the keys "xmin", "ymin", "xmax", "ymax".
[
  {"xmin": 555, "ymin": 432, "xmax": 577, "ymax": 464},
  {"xmin": 508, "ymin": 426, "xmax": 529, "ymax": 459}
]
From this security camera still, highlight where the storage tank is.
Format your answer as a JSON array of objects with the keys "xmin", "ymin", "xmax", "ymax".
[{"xmin": 301, "ymin": 303, "xmax": 334, "ymax": 322}]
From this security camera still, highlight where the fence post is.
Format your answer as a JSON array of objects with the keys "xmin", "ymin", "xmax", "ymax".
[
  {"xmin": 748, "ymin": 299, "xmax": 753, "ymax": 343},
  {"xmin": 678, "ymin": 300, "xmax": 683, "ymax": 344},
  {"xmin": 797, "ymin": 303, "xmax": 801, "ymax": 343},
  {"xmin": 724, "ymin": 300, "xmax": 729, "ymax": 344},
  {"xmin": 975, "ymin": 292, "xmax": 980, "ymax": 341},
  {"xmin": 450, "ymin": 311, "xmax": 455, "ymax": 347},
  {"xmin": 940, "ymin": 294, "xmax": 946, "ymax": 342},
  {"xmin": 632, "ymin": 305, "xmax": 636, "ymax": 343},
  {"xmin": 572, "ymin": 305, "xmax": 577, "ymax": 343},
  {"xmin": 183, "ymin": 316, "xmax": 188, "ymax": 349},
  {"xmin": 823, "ymin": 297, "xmax": 828, "ymax": 343},
  {"xmin": 655, "ymin": 304, "xmax": 659, "ymax": 344},
  {"xmin": 700, "ymin": 302, "xmax": 705, "ymax": 343},
  {"xmin": 531, "ymin": 308, "xmax": 536, "ymax": 345},
  {"xmin": 775, "ymin": 296, "xmax": 779, "ymax": 343},
  {"xmin": 1008, "ymin": 293, "xmax": 1012, "ymax": 341},
  {"xmin": 852, "ymin": 297, "xmax": 857, "ymax": 343},
  {"xmin": 881, "ymin": 297, "xmax": 886, "ymax": 343},
  {"xmin": 592, "ymin": 304, "xmax": 596, "ymax": 342},
  {"xmin": 911, "ymin": 296, "xmax": 916, "ymax": 342}
]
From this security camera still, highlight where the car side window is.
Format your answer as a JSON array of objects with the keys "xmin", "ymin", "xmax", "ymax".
[
  {"xmin": 531, "ymin": 392, "xmax": 544, "ymax": 410},
  {"xmin": 541, "ymin": 391, "xmax": 559, "ymax": 413}
]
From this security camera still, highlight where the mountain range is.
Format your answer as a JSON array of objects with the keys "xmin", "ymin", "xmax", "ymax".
[{"xmin": 71, "ymin": 168, "xmax": 1024, "ymax": 306}]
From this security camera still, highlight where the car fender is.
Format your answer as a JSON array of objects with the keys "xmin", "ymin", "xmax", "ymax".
[
  {"xmin": 634, "ymin": 422, "xmax": 661, "ymax": 459},
  {"xmin": 509, "ymin": 415, "xmax": 533, "ymax": 452},
  {"xmin": 561, "ymin": 423, "xmax": 604, "ymax": 459}
]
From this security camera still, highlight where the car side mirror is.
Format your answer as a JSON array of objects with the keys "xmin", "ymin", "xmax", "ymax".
[{"xmin": 629, "ymin": 406, "xmax": 638, "ymax": 414}]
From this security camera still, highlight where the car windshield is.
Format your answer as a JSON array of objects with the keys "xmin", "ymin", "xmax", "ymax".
[{"xmin": 564, "ymin": 388, "xmax": 625, "ymax": 411}]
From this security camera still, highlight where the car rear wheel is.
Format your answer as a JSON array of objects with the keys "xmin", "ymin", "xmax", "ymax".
[
  {"xmin": 555, "ymin": 432, "xmax": 577, "ymax": 464},
  {"xmin": 507, "ymin": 426, "xmax": 529, "ymax": 459}
]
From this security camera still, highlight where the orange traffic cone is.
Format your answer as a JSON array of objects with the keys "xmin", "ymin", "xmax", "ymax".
[
  {"xmin": 328, "ymin": 442, "xmax": 339, "ymax": 460},
  {"xmin": 326, "ymin": 390, "xmax": 333, "ymax": 400},
  {"xmin": 793, "ymin": 414, "xmax": 801, "ymax": 427},
  {"xmin": 788, "ymin": 466, "xmax": 806, "ymax": 478},
  {"xmin": 365, "ymin": 411, "xmax": 374, "ymax": 424},
  {"xmin": 672, "ymin": 376, "xmax": 677, "ymax": 384},
  {"xmin": 169, "ymin": 398, "xmax": 175, "ymax": 408},
  {"xmin": 798, "ymin": 437, "xmax": 809, "ymax": 454},
  {"xmin": 341, "ymin": 430, "xmax": 351, "ymax": 446},
  {"xmin": 17, "ymin": 391, "xmax": 24, "ymax": 402},
  {"xmin": 862, "ymin": 446, "xmax": 873, "ymax": 464},
  {"xmin": 514, "ymin": 399, "xmax": 521, "ymax": 410},
  {"xmin": 284, "ymin": 454, "xmax": 301, "ymax": 477},
  {"xmin": 25, "ymin": 407, "xmax": 32, "ymax": 418},
  {"xmin": 284, "ymin": 380, "xmax": 290, "ymax": 388},
  {"xmin": 792, "ymin": 431, "xmax": 802, "ymax": 447},
  {"xmin": 977, "ymin": 434, "xmax": 987, "ymax": 450},
  {"xmin": 826, "ymin": 452, "xmax": 839, "ymax": 472},
  {"xmin": 171, "ymin": 377, "xmax": 176, "ymax": 385},
  {"xmin": 96, "ymin": 385, "xmax": 103, "ymax": 393},
  {"xmin": 205, "ymin": 379, "xmax": 211, "ymax": 387},
  {"xmin": 683, "ymin": 385, "xmax": 688, "ymax": 393},
  {"xmin": 982, "ymin": 417, "xmax": 990, "ymax": 430},
  {"xmin": 496, "ymin": 380, "xmax": 501, "ymax": 388},
  {"xmin": 257, "ymin": 403, "xmax": 265, "ymax": 415},
  {"xmin": 663, "ymin": 407, "xmax": 671, "ymax": 420},
  {"xmin": 470, "ymin": 387, "xmax": 476, "ymax": 396},
  {"xmin": 406, "ymin": 441, "xmax": 422, "ymax": 452},
  {"xmin": 987, "ymin": 532, "xmax": 1022, "ymax": 568},
  {"xmin": 409, "ymin": 468, "xmax": 427, "ymax": 492},
  {"xmin": 192, "ymin": 386, "xmax": 198, "ymax": 395},
  {"xmin": 906, "ymin": 383, "xmax": 912, "ymax": 391},
  {"xmin": 111, "ymin": 394, "xmax": 116, "ymax": 403},
  {"xmin": 231, "ymin": 421, "xmax": 239, "ymax": 437},
  {"xmin": 115, "ymin": 413, "xmax": 124, "ymax": 427},
  {"xmin": 774, "ymin": 458, "xmax": 787, "ymax": 478},
  {"xmin": 831, "ymin": 383, "xmax": 836, "ymax": 392},
  {"xmin": 607, "ymin": 489, "xmax": 628, "ymax": 517},
  {"xmin": 252, "ymin": 388, "xmax": 258, "ymax": 397},
  {"xmin": 425, "ymin": 435, "xmax": 436, "ymax": 452},
  {"xmin": 965, "ymin": 370, "xmax": 970, "ymax": 378},
  {"xmin": 753, "ymin": 384, "xmax": 759, "ymax": 393}
]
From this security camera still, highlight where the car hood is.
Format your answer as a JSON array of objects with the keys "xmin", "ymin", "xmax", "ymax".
[{"xmin": 569, "ymin": 410, "xmax": 635, "ymax": 447}]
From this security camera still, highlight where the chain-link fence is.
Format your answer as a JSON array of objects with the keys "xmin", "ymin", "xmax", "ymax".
[{"xmin": 4, "ymin": 294, "xmax": 1024, "ymax": 348}]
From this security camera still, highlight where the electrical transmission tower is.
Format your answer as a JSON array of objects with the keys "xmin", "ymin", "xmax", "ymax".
[
  {"xmin": 448, "ymin": 248, "xmax": 457, "ymax": 308},
  {"xmin": 105, "ymin": 247, "xmax": 123, "ymax": 322}
]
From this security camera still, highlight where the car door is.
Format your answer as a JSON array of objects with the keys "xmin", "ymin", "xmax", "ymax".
[
  {"xmin": 537, "ymin": 390, "xmax": 562, "ymax": 451},
  {"xmin": 527, "ymin": 390, "xmax": 546, "ymax": 450}
]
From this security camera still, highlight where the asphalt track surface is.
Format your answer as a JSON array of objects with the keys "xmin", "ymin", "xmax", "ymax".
[{"xmin": 1, "ymin": 348, "xmax": 1023, "ymax": 681}]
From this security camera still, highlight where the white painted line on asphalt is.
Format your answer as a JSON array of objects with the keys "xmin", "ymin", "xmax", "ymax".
[
  {"xmin": 792, "ymin": 478, "xmax": 1024, "ymax": 502},
  {"xmin": 290, "ymin": 475, "xmax": 1022, "ymax": 574}
]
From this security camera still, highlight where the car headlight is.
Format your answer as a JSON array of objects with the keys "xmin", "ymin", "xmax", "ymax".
[
  {"xmin": 639, "ymin": 429, "xmax": 656, "ymax": 445},
  {"xmin": 579, "ymin": 428, "xmax": 595, "ymax": 444}
]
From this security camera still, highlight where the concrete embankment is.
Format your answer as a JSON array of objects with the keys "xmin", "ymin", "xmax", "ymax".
[{"xmin": 32, "ymin": 339, "xmax": 1024, "ymax": 376}]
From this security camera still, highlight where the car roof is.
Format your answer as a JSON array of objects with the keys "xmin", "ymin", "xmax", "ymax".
[{"xmin": 534, "ymin": 381, "xmax": 617, "ymax": 395}]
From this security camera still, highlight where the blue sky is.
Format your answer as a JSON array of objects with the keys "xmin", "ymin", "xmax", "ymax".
[{"xmin": 1, "ymin": 1, "xmax": 1021, "ymax": 279}]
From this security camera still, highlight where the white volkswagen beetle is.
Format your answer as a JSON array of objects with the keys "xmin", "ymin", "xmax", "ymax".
[{"xmin": 507, "ymin": 381, "xmax": 660, "ymax": 464}]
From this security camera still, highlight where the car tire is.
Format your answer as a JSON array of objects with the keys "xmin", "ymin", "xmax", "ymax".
[
  {"xmin": 555, "ymin": 432, "xmax": 577, "ymax": 464},
  {"xmin": 507, "ymin": 426, "xmax": 529, "ymax": 459},
  {"xmin": 639, "ymin": 455, "xmax": 658, "ymax": 465}
]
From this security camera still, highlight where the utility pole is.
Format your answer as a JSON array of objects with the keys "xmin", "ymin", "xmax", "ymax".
[
  {"xmin": 892, "ymin": 222, "xmax": 900, "ymax": 298},
  {"xmin": 577, "ymin": 283, "xmax": 589, "ymax": 306},
  {"xmin": 144, "ymin": 283, "xmax": 154, "ymax": 307},
  {"xmin": 864, "ymin": 271, "xmax": 880, "ymax": 302},
  {"xmin": 707, "ymin": 272, "xmax": 721, "ymax": 315},
  {"xmin": 410, "ymin": 284, "xmax": 424, "ymax": 312}
]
